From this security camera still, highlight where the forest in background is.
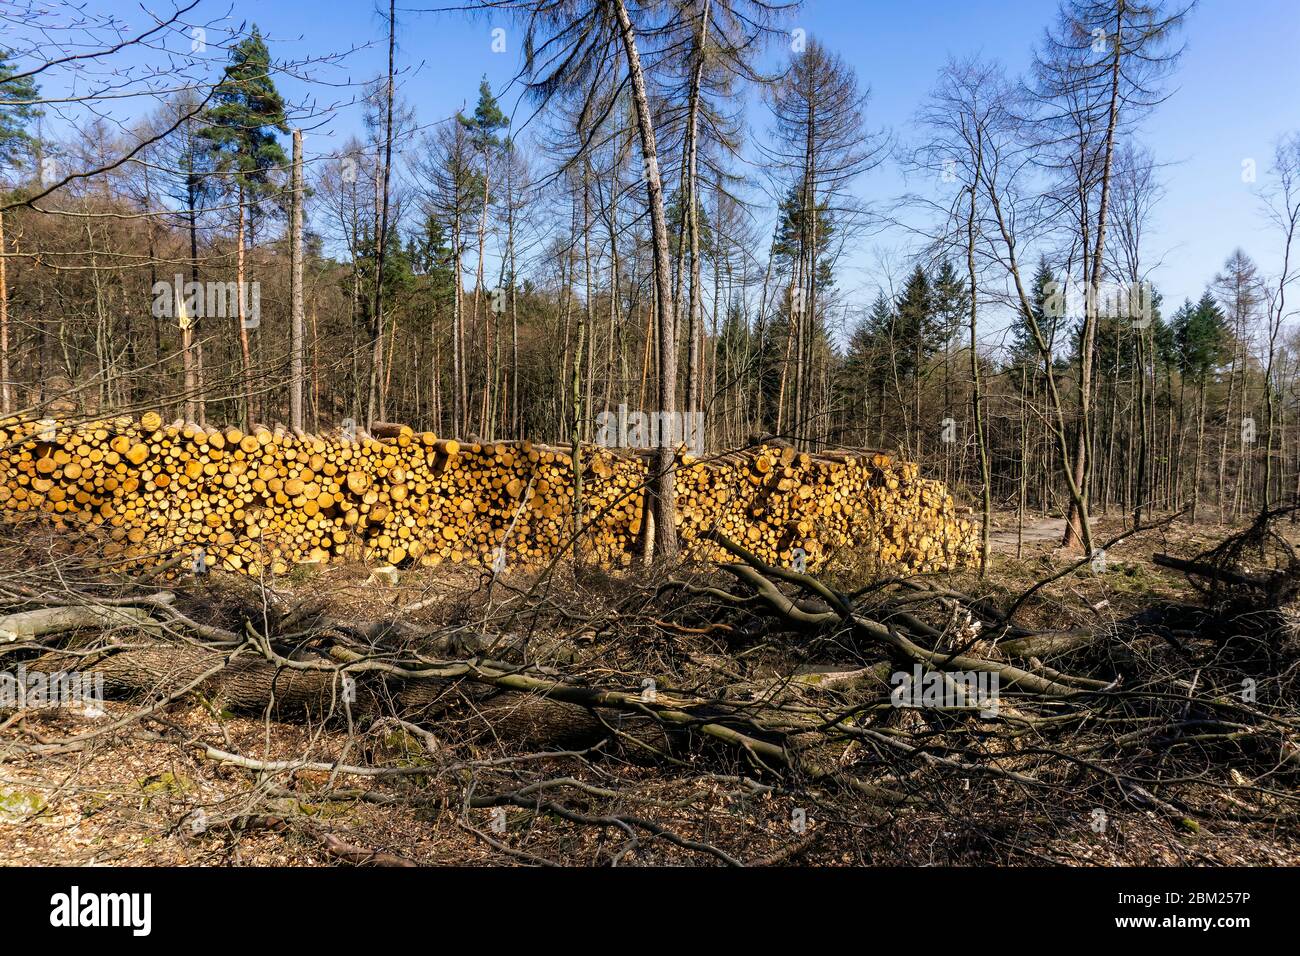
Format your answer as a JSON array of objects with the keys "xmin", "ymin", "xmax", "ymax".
[{"xmin": 1, "ymin": 0, "xmax": 1298, "ymax": 566}]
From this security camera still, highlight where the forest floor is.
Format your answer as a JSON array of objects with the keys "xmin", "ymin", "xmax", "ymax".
[
  {"xmin": 2, "ymin": 508, "xmax": 1298, "ymax": 867},
  {"xmin": 989, "ymin": 515, "xmax": 1067, "ymax": 551}
]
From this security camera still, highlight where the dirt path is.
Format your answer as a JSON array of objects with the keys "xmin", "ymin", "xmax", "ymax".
[{"xmin": 988, "ymin": 516, "xmax": 1066, "ymax": 554}]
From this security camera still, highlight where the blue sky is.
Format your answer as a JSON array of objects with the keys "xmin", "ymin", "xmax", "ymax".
[{"xmin": 27, "ymin": 0, "xmax": 1300, "ymax": 340}]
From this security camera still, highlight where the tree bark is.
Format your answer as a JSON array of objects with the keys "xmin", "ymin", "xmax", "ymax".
[
  {"xmin": 235, "ymin": 189, "xmax": 254, "ymax": 430},
  {"xmin": 290, "ymin": 128, "xmax": 305, "ymax": 431},
  {"xmin": 369, "ymin": 0, "xmax": 397, "ymax": 425},
  {"xmin": 0, "ymin": 209, "xmax": 11, "ymax": 415},
  {"xmin": 612, "ymin": 0, "xmax": 679, "ymax": 562}
]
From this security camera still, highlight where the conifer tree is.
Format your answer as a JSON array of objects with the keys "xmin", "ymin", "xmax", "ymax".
[{"xmin": 199, "ymin": 26, "xmax": 289, "ymax": 427}]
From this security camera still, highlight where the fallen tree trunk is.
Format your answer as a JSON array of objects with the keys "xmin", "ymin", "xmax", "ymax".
[{"xmin": 0, "ymin": 604, "xmax": 158, "ymax": 643}]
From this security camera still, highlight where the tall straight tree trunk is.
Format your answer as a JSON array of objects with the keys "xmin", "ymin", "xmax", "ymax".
[
  {"xmin": 1175, "ymin": 373, "xmax": 1188, "ymax": 507},
  {"xmin": 753, "ymin": 226, "xmax": 776, "ymax": 432},
  {"xmin": 369, "ymin": 0, "xmax": 397, "ymax": 425},
  {"xmin": 187, "ymin": 185, "xmax": 206, "ymax": 425},
  {"xmin": 571, "ymin": 163, "xmax": 592, "ymax": 555},
  {"xmin": 235, "ymin": 190, "xmax": 254, "ymax": 430},
  {"xmin": 178, "ymin": 230, "xmax": 196, "ymax": 419},
  {"xmin": 775, "ymin": 277, "xmax": 796, "ymax": 437},
  {"xmin": 475, "ymin": 158, "xmax": 492, "ymax": 433},
  {"xmin": 1218, "ymin": 331, "xmax": 1239, "ymax": 521},
  {"xmin": 289, "ymin": 128, "xmax": 305, "ymax": 431},
  {"xmin": 1017, "ymin": 366, "xmax": 1029, "ymax": 558},
  {"xmin": 967, "ymin": 184, "xmax": 991, "ymax": 573},
  {"xmin": 310, "ymin": 303, "xmax": 321, "ymax": 429},
  {"xmin": 602, "ymin": 157, "xmax": 622, "ymax": 429},
  {"xmin": 558, "ymin": 202, "xmax": 575, "ymax": 435},
  {"xmin": 682, "ymin": 0, "xmax": 711, "ymax": 422},
  {"xmin": 1103, "ymin": 341, "xmax": 1119, "ymax": 515},
  {"xmin": 1264, "ymin": 197, "xmax": 1297, "ymax": 507},
  {"xmin": 1134, "ymin": 320, "xmax": 1149, "ymax": 524},
  {"xmin": 1064, "ymin": 0, "xmax": 1125, "ymax": 552},
  {"xmin": 508, "ymin": 185, "xmax": 520, "ymax": 438},
  {"xmin": 612, "ymin": 0, "xmax": 679, "ymax": 562},
  {"xmin": 802, "ymin": 135, "xmax": 819, "ymax": 449},
  {"xmin": 1193, "ymin": 378, "xmax": 1207, "ymax": 520},
  {"xmin": 793, "ymin": 96, "xmax": 817, "ymax": 448},
  {"xmin": 0, "ymin": 210, "xmax": 11, "ymax": 415},
  {"xmin": 451, "ymin": 218, "xmax": 464, "ymax": 435},
  {"xmin": 141, "ymin": 167, "xmax": 165, "ymax": 409},
  {"xmin": 982, "ymin": 178, "xmax": 1093, "ymax": 553}
]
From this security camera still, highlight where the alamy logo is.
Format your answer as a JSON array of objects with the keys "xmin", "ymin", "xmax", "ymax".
[
  {"xmin": 594, "ymin": 404, "xmax": 705, "ymax": 456},
  {"xmin": 1043, "ymin": 276, "xmax": 1154, "ymax": 328},
  {"xmin": 49, "ymin": 886, "xmax": 152, "ymax": 936},
  {"xmin": 0, "ymin": 666, "xmax": 104, "ymax": 714},
  {"xmin": 890, "ymin": 664, "xmax": 999, "ymax": 717},
  {"xmin": 151, "ymin": 275, "xmax": 261, "ymax": 329}
]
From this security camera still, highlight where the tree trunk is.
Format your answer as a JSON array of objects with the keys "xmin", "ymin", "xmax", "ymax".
[
  {"xmin": 612, "ymin": 0, "xmax": 679, "ymax": 562},
  {"xmin": 967, "ymin": 185, "xmax": 991, "ymax": 574},
  {"xmin": 187, "ymin": 191, "xmax": 206, "ymax": 425},
  {"xmin": 1063, "ymin": 1, "xmax": 1125, "ymax": 552},
  {"xmin": 0, "ymin": 209, "xmax": 11, "ymax": 415},
  {"xmin": 235, "ymin": 190, "xmax": 254, "ymax": 430},
  {"xmin": 290, "ymin": 128, "xmax": 305, "ymax": 431},
  {"xmin": 369, "ymin": 0, "xmax": 397, "ymax": 425},
  {"xmin": 681, "ymin": 0, "xmax": 711, "ymax": 423}
]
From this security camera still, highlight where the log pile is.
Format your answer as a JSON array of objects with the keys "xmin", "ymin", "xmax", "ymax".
[{"xmin": 0, "ymin": 413, "xmax": 976, "ymax": 576}]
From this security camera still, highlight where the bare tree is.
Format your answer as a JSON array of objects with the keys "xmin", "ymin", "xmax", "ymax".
[
  {"xmin": 369, "ymin": 0, "xmax": 398, "ymax": 424},
  {"xmin": 762, "ymin": 36, "xmax": 879, "ymax": 447},
  {"xmin": 1033, "ymin": 0, "xmax": 1189, "ymax": 550},
  {"xmin": 1262, "ymin": 134, "xmax": 1300, "ymax": 505}
]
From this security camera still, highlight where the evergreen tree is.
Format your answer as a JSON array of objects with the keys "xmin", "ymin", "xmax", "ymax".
[
  {"xmin": 0, "ymin": 49, "xmax": 39, "ymax": 416},
  {"xmin": 0, "ymin": 50, "xmax": 40, "ymax": 172},
  {"xmin": 772, "ymin": 183, "xmax": 835, "ymax": 291},
  {"xmin": 358, "ymin": 224, "xmax": 415, "ymax": 310},
  {"xmin": 199, "ymin": 27, "xmax": 289, "ymax": 212},
  {"xmin": 666, "ymin": 186, "xmax": 715, "ymax": 266},
  {"xmin": 458, "ymin": 76, "xmax": 509, "ymax": 416},
  {"xmin": 459, "ymin": 77, "xmax": 510, "ymax": 153},
  {"xmin": 1174, "ymin": 291, "xmax": 1230, "ymax": 386},
  {"xmin": 410, "ymin": 213, "xmax": 457, "ymax": 306},
  {"xmin": 894, "ymin": 265, "xmax": 942, "ymax": 380},
  {"xmin": 1172, "ymin": 291, "xmax": 1231, "ymax": 519},
  {"xmin": 840, "ymin": 291, "xmax": 894, "ymax": 443},
  {"xmin": 893, "ymin": 264, "xmax": 946, "ymax": 446},
  {"xmin": 457, "ymin": 77, "xmax": 509, "ymax": 251},
  {"xmin": 198, "ymin": 26, "xmax": 289, "ymax": 425},
  {"xmin": 931, "ymin": 259, "xmax": 968, "ymax": 354}
]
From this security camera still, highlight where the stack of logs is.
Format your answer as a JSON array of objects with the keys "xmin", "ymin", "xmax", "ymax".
[{"xmin": 0, "ymin": 413, "xmax": 977, "ymax": 576}]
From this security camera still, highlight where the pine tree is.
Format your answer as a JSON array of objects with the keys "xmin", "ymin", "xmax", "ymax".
[
  {"xmin": 931, "ymin": 259, "xmax": 967, "ymax": 354},
  {"xmin": 1173, "ymin": 291, "xmax": 1230, "ymax": 520},
  {"xmin": 198, "ymin": 26, "xmax": 289, "ymax": 426},
  {"xmin": 894, "ymin": 265, "xmax": 943, "ymax": 446},
  {"xmin": 0, "ymin": 49, "xmax": 40, "ymax": 415},
  {"xmin": 0, "ymin": 50, "xmax": 40, "ymax": 171},
  {"xmin": 199, "ymin": 27, "xmax": 289, "ymax": 214},
  {"xmin": 458, "ymin": 77, "xmax": 509, "ymax": 432},
  {"xmin": 840, "ymin": 291, "xmax": 893, "ymax": 445},
  {"xmin": 894, "ymin": 266, "xmax": 941, "ymax": 373},
  {"xmin": 1174, "ymin": 291, "xmax": 1230, "ymax": 386},
  {"xmin": 410, "ymin": 214, "xmax": 457, "ymax": 302},
  {"xmin": 460, "ymin": 77, "xmax": 510, "ymax": 153}
]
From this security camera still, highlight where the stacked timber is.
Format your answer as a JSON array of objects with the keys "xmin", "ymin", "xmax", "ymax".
[{"xmin": 0, "ymin": 413, "xmax": 976, "ymax": 576}]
